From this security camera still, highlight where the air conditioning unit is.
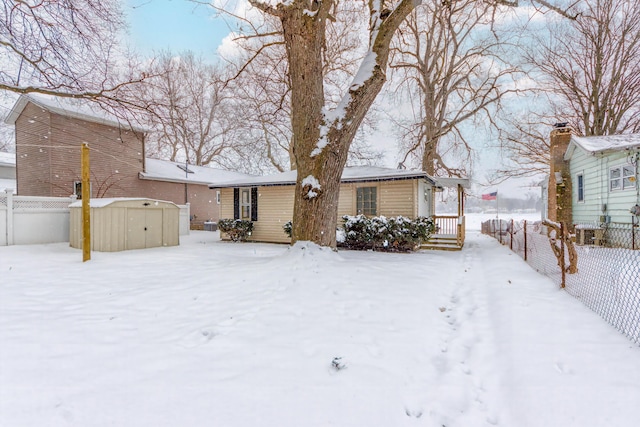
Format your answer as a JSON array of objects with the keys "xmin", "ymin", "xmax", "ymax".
[
  {"xmin": 576, "ymin": 228, "xmax": 603, "ymax": 246},
  {"xmin": 599, "ymin": 215, "xmax": 611, "ymax": 224}
]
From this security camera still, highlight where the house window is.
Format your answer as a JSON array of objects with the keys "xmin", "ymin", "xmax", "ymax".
[
  {"xmin": 73, "ymin": 181, "xmax": 91, "ymax": 199},
  {"xmin": 356, "ymin": 186, "xmax": 377, "ymax": 216},
  {"xmin": 609, "ymin": 164, "xmax": 636, "ymax": 191},
  {"xmin": 216, "ymin": 191, "xmax": 220, "ymax": 204},
  {"xmin": 240, "ymin": 188, "xmax": 251, "ymax": 219},
  {"xmin": 234, "ymin": 187, "xmax": 258, "ymax": 221},
  {"xmin": 577, "ymin": 173, "xmax": 584, "ymax": 202}
]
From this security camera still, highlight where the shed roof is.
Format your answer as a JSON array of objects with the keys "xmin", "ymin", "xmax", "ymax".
[
  {"xmin": 140, "ymin": 158, "xmax": 256, "ymax": 186},
  {"xmin": 209, "ymin": 166, "xmax": 439, "ymax": 189},
  {"xmin": 565, "ymin": 133, "xmax": 640, "ymax": 160},
  {"xmin": 4, "ymin": 93, "xmax": 148, "ymax": 133}
]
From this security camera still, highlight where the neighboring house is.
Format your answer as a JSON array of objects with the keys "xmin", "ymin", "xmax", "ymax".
[
  {"xmin": 4, "ymin": 93, "xmax": 251, "ymax": 225},
  {"xmin": 210, "ymin": 166, "xmax": 467, "ymax": 246},
  {"xmin": 0, "ymin": 151, "xmax": 16, "ymax": 191},
  {"xmin": 564, "ymin": 133, "xmax": 640, "ymax": 225}
]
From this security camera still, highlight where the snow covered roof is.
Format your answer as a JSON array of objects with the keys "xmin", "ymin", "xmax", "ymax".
[
  {"xmin": 209, "ymin": 166, "xmax": 438, "ymax": 189},
  {"xmin": 69, "ymin": 197, "xmax": 178, "ymax": 208},
  {"xmin": 4, "ymin": 93, "xmax": 148, "ymax": 133},
  {"xmin": 565, "ymin": 133, "xmax": 640, "ymax": 160},
  {"xmin": 0, "ymin": 151, "xmax": 15, "ymax": 167},
  {"xmin": 140, "ymin": 158, "xmax": 256, "ymax": 186}
]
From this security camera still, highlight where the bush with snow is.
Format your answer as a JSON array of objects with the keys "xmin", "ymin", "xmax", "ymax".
[
  {"xmin": 218, "ymin": 219, "xmax": 254, "ymax": 242},
  {"xmin": 340, "ymin": 215, "xmax": 435, "ymax": 252}
]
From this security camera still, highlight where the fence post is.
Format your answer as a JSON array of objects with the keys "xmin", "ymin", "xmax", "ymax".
[
  {"xmin": 510, "ymin": 219, "xmax": 514, "ymax": 251},
  {"xmin": 560, "ymin": 222, "xmax": 566, "ymax": 288},
  {"xmin": 524, "ymin": 220, "xmax": 528, "ymax": 261},
  {"xmin": 6, "ymin": 189, "xmax": 13, "ymax": 246}
]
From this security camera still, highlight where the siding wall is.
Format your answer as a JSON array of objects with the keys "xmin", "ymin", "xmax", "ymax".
[
  {"xmin": 219, "ymin": 178, "xmax": 422, "ymax": 243},
  {"xmin": 570, "ymin": 147, "xmax": 639, "ymax": 224}
]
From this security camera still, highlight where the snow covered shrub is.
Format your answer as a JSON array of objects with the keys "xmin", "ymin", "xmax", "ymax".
[
  {"xmin": 340, "ymin": 215, "xmax": 435, "ymax": 252},
  {"xmin": 341, "ymin": 214, "xmax": 375, "ymax": 250},
  {"xmin": 283, "ymin": 220, "xmax": 293, "ymax": 238},
  {"xmin": 217, "ymin": 219, "xmax": 254, "ymax": 242}
]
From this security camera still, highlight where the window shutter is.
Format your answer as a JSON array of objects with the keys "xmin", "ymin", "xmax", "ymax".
[
  {"xmin": 251, "ymin": 187, "xmax": 258, "ymax": 221},
  {"xmin": 233, "ymin": 188, "xmax": 239, "ymax": 219}
]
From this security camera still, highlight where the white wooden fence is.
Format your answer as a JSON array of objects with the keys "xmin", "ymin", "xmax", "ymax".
[{"xmin": 0, "ymin": 190, "xmax": 190, "ymax": 246}]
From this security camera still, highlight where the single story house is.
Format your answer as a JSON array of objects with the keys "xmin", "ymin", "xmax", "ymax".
[
  {"xmin": 210, "ymin": 166, "xmax": 446, "ymax": 244},
  {"xmin": 4, "ymin": 93, "xmax": 252, "ymax": 226},
  {"xmin": 564, "ymin": 133, "xmax": 639, "ymax": 225}
]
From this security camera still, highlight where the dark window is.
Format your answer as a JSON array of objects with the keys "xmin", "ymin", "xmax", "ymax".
[
  {"xmin": 356, "ymin": 187, "xmax": 377, "ymax": 216},
  {"xmin": 577, "ymin": 174, "xmax": 584, "ymax": 202},
  {"xmin": 73, "ymin": 181, "xmax": 91, "ymax": 199}
]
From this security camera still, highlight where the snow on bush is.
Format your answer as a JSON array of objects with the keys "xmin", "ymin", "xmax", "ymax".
[
  {"xmin": 217, "ymin": 219, "xmax": 254, "ymax": 242},
  {"xmin": 340, "ymin": 215, "xmax": 435, "ymax": 252}
]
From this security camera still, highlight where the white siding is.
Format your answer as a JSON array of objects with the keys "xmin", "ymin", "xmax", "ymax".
[{"xmin": 571, "ymin": 147, "xmax": 639, "ymax": 224}]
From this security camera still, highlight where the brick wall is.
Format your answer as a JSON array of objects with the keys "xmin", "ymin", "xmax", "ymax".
[
  {"xmin": 15, "ymin": 101, "xmax": 221, "ymax": 223},
  {"xmin": 16, "ymin": 103, "xmax": 144, "ymax": 198}
]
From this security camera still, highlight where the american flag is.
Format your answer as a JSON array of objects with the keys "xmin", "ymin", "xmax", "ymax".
[{"xmin": 482, "ymin": 191, "xmax": 497, "ymax": 201}]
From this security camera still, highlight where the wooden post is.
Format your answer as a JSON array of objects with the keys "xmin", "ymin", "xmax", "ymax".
[
  {"xmin": 510, "ymin": 219, "xmax": 514, "ymax": 251},
  {"xmin": 81, "ymin": 143, "xmax": 91, "ymax": 262},
  {"xmin": 523, "ymin": 220, "xmax": 528, "ymax": 261}
]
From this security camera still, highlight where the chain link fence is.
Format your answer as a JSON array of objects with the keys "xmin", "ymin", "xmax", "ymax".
[{"xmin": 482, "ymin": 219, "xmax": 640, "ymax": 345}]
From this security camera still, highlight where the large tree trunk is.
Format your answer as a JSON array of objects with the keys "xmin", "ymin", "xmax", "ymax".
[{"xmin": 282, "ymin": 2, "xmax": 409, "ymax": 247}]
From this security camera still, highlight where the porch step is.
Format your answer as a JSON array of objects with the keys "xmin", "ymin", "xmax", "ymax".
[
  {"xmin": 421, "ymin": 234, "xmax": 463, "ymax": 251},
  {"xmin": 421, "ymin": 242, "xmax": 463, "ymax": 251}
]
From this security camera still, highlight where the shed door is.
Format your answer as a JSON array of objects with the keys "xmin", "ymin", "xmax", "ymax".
[
  {"xmin": 145, "ymin": 209, "xmax": 163, "ymax": 248},
  {"xmin": 127, "ymin": 209, "xmax": 147, "ymax": 250},
  {"xmin": 127, "ymin": 208, "xmax": 164, "ymax": 250}
]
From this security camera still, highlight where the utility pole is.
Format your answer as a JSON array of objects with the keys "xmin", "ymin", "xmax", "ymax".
[{"xmin": 82, "ymin": 143, "xmax": 91, "ymax": 262}]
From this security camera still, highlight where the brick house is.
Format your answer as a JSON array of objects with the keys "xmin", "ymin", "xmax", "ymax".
[{"xmin": 4, "ymin": 93, "xmax": 251, "ymax": 225}]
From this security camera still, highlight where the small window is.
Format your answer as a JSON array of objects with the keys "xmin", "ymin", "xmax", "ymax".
[
  {"xmin": 240, "ymin": 188, "xmax": 251, "ymax": 219},
  {"xmin": 610, "ymin": 164, "xmax": 636, "ymax": 191},
  {"xmin": 73, "ymin": 181, "xmax": 91, "ymax": 199},
  {"xmin": 577, "ymin": 173, "xmax": 584, "ymax": 202},
  {"xmin": 216, "ymin": 191, "xmax": 221, "ymax": 204},
  {"xmin": 356, "ymin": 186, "xmax": 377, "ymax": 216}
]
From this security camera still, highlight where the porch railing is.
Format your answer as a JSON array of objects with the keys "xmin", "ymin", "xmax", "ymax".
[{"xmin": 432, "ymin": 215, "xmax": 465, "ymax": 247}]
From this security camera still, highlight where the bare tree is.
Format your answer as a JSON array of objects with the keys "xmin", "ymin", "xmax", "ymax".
[
  {"xmin": 498, "ymin": 0, "xmax": 640, "ymax": 179},
  {"xmin": 0, "ymin": 0, "xmax": 149, "ymax": 104},
  {"xmin": 220, "ymin": 2, "xmax": 382, "ymax": 173},
  {"xmin": 527, "ymin": 0, "xmax": 640, "ymax": 137},
  {"xmin": 389, "ymin": 0, "xmax": 520, "ymax": 178},
  {"xmin": 236, "ymin": 0, "xmax": 574, "ymax": 247},
  {"xmin": 140, "ymin": 51, "xmax": 243, "ymax": 167}
]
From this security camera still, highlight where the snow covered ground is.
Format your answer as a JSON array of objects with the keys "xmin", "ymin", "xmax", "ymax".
[{"xmin": 1, "ymin": 224, "xmax": 638, "ymax": 426}]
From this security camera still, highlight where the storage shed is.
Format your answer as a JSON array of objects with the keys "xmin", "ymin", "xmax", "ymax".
[{"xmin": 70, "ymin": 198, "xmax": 179, "ymax": 252}]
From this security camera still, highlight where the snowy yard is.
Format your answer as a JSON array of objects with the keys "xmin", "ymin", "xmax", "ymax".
[{"xmin": 1, "ymin": 220, "xmax": 639, "ymax": 426}]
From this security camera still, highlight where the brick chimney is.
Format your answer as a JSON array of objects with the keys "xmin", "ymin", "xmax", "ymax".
[{"xmin": 547, "ymin": 123, "xmax": 573, "ymax": 227}]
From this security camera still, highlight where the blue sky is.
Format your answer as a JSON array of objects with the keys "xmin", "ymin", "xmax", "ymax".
[{"xmin": 124, "ymin": 0, "xmax": 231, "ymax": 59}]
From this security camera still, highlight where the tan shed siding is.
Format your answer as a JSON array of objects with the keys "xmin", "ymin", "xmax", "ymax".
[{"xmin": 378, "ymin": 180, "xmax": 416, "ymax": 217}]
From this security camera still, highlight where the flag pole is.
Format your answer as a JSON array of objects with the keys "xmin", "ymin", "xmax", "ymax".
[{"xmin": 496, "ymin": 191, "xmax": 499, "ymax": 220}]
